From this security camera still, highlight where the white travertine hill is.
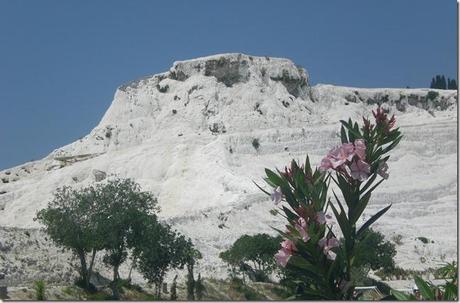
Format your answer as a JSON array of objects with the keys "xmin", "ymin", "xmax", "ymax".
[{"xmin": 0, "ymin": 54, "xmax": 457, "ymax": 279}]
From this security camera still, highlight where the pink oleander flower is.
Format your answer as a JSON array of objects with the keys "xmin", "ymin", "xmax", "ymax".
[
  {"xmin": 319, "ymin": 237, "xmax": 340, "ymax": 260},
  {"xmin": 275, "ymin": 239, "xmax": 297, "ymax": 267},
  {"xmin": 271, "ymin": 186, "xmax": 282, "ymax": 205},
  {"xmin": 281, "ymin": 239, "xmax": 297, "ymax": 253},
  {"xmin": 350, "ymin": 159, "xmax": 371, "ymax": 181},
  {"xmin": 320, "ymin": 143, "xmax": 355, "ymax": 171},
  {"xmin": 315, "ymin": 211, "xmax": 335, "ymax": 225},
  {"xmin": 275, "ymin": 248, "xmax": 291, "ymax": 267},
  {"xmin": 354, "ymin": 139, "xmax": 366, "ymax": 160},
  {"xmin": 377, "ymin": 161, "xmax": 389, "ymax": 179},
  {"xmin": 295, "ymin": 217, "xmax": 310, "ymax": 242}
]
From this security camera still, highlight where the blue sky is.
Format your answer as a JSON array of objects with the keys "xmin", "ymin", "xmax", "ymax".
[{"xmin": 0, "ymin": 0, "xmax": 456, "ymax": 169}]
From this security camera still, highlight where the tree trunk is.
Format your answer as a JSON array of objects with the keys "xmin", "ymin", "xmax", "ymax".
[
  {"xmin": 87, "ymin": 249, "xmax": 97, "ymax": 286},
  {"xmin": 77, "ymin": 249, "xmax": 89, "ymax": 289},
  {"xmin": 155, "ymin": 280, "xmax": 163, "ymax": 299},
  {"xmin": 127, "ymin": 258, "xmax": 136, "ymax": 283},
  {"xmin": 187, "ymin": 264, "xmax": 195, "ymax": 300},
  {"xmin": 111, "ymin": 264, "xmax": 120, "ymax": 299}
]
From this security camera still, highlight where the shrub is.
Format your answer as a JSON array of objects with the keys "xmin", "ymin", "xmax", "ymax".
[
  {"xmin": 252, "ymin": 138, "xmax": 260, "ymax": 150},
  {"xmin": 220, "ymin": 233, "xmax": 281, "ymax": 281},
  {"xmin": 251, "ymin": 138, "xmax": 260, "ymax": 150},
  {"xmin": 34, "ymin": 280, "xmax": 46, "ymax": 301},
  {"xmin": 391, "ymin": 234, "xmax": 403, "ymax": 245},
  {"xmin": 353, "ymin": 228, "xmax": 396, "ymax": 272},
  {"xmin": 417, "ymin": 236, "xmax": 430, "ymax": 244},
  {"xmin": 427, "ymin": 91, "xmax": 439, "ymax": 101}
]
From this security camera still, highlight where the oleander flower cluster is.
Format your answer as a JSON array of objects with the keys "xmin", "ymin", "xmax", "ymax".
[
  {"xmin": 259, "ymin": 107, "xmax": 402, "ymax": 300},
  {"xmin": 319, "ymin": 139, "xmax": 370, "ymax": 181}
]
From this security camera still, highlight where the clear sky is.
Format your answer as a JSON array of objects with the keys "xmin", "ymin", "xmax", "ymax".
[{"xmin": 0, "ymin": 0, "xmax": 457, "ymax": 169}]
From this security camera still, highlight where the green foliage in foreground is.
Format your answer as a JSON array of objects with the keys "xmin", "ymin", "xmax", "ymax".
[
  {"xmin": 390, "ymin": 262, "xmax": 458, "ymax": 301},
  {"xmin": 259, "ymin": 108, "xmax": 402, "ymax": 299}
]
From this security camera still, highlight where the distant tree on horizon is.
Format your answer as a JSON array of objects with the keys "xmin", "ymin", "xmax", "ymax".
[{"xmin": 430, "ymin": 74, "xmax": 456, "ymax": 90}]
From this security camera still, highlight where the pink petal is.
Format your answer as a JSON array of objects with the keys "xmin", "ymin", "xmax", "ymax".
[
  {"xmin": 318, "ymin": 238, "xmax": 327, "ymax": 248},
  {"xmin": 316, "ymin": 211, "xmax": 326, "ymax": 224},
  {"xmin": 354, "ymin": 139, "xmax": 366, "ymax": 160},
  {"xmin": 326, "ymin": 250, "xmax": 337, "ymax": 261},
  {"xmin": 281, "ymin": 239, "xmax": 297, "ymax": 253},
  {"xmin": 328, "ymin": 237, "xmax": 340, "ymax": 248},
  {"xmin": 275, "ymin": 249, "xmax": 291, "ymax": 267},
  {"xmin": 271, "ymin": 186, "xmax": 282, "ymax": 205}
]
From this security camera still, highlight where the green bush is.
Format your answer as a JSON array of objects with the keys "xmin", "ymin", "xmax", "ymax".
[
  {"xmin": 353, "ymin": 228, "xmax": 396, "ymax": 272},
  {"xmin": 417, "ymin": 236, "xmax": 430, "ymax": 244},
  {"xmin": 251, "ymin": 138, "xmax": 260, "ymax": 150},
  {"xmin": 34, "ymin": 280, "xmax": 46, "ymax": 301},
  {"xmin": 427, "ymin": 91, "xmax": 439, "ymax": 101}
]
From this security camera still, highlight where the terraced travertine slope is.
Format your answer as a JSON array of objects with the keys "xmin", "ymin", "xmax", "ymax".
[{"xmin": 0, "ymin": 54, "xmax": 456, "ymax": 283}]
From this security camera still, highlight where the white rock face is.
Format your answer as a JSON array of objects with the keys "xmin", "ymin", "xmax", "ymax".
[{"xmin": 0, "ymin": 53, "xmax": 457, "ymax": 279}]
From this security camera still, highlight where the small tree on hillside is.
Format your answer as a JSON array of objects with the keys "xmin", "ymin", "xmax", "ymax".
[
  {"xmin": 196, "ymin": 273, "xmax": 205, "ymax": 300},
  {"xmin": 172, "ymin": 236, "xmax": 202, "ymax": 300},
  {"xmin": 92, "ymin": 178, "xmax": 159, "ymax": 299},
  {"xmin": 133, "ymin": 219, "xmax": 196, "ymax": 299},
  {"xmin": 35, "ymin": 185, "xmax": 103, "ymax": 290},
  {"xmin": 353, "ymin": 228, "xmax": 396, "ymax": 273},
  {"xmin": 170, "ymin": 275, "xmax": 178, "ymax": 300},
  {"xmin": 220, "ymin": 233, "xmax": 281, "ymax": 282}
]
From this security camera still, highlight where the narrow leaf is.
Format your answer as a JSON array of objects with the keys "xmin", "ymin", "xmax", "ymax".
[
  {"xmin": 414, "ymin": 276, "xmax": 435, "ymax": 300},
  {"xmin": 357, "ymin": 204, "xmax": 391, "ymax": 237},
  {"xmin": 253, "ymin": 181, "xmax": 271, "ymax": 196}
]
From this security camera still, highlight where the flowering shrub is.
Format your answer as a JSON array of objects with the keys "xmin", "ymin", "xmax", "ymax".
[{"xmin": 257, "ymin": 107, "xmax": 402, "ymax": 300}]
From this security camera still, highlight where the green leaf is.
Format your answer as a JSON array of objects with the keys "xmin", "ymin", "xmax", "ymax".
[
  {"xmin": 359, "ymin": 173, "xmax": 378, "ymax": 195},
  {"xmin": 362, "ymin": 177, "xmax": 385, "ymax": 198},
  {"xmin": 305, "ymin": 156, "xmax": 312, "ymax": 176},
  {"xmin": 329, "ymin": 199, "xmax": 350, "ymax": 240},
  {"xmin": 381, "ymin": 135, "xmax": 402, "ymax": 154},
  {"xmin": 340, "ymin": 125, "xmax": 348, "ymax": 143},
  {"xmin": 414, "ymin": 276, "xmax": 435, "ymax": 300},
  {"xmin": 357, "ymin": 204, "xmax": 391, "ymax": 237},
  {"xmin": 390, "ymin": 289, "xmax": 414, "ymax": 300},
  {"xmin": 350, "ymin": 192, "xmax": 371, "ymax": 225},
  {"xmin": 253, "ymin": 181, "xmax": 271, "ymax": 196},
  {"xmin": 288, "ymin": 255, "xmax": 322, "ymax": 278},
  {"xmin": 265, "ymin": 168, "xmax": 283, "ymax": 186},
  {"xmin": 282, "ymin": 206, "xmax": 298, "ymax": 221}
]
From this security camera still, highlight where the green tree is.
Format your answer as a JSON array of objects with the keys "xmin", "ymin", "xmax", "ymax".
[
  {"xmin": 430, "ymin": 77, "xmax": 435, "ymax": 89},
  {"xmin": 353, "ymin": 229, "xmax": 396, "ymax": 272},
  {"xmin": 133, "ymin": 218, "xmax": 197, "ymax": 299},
  {"xmin": 440, "ymin": 75, "xmax": 447, "ymax": 89},
  {"xmin": 172, "ymin": 236, "xmax": 202, "ymax": 300},
  {"xmin": 196, "ymin": 273, "xmax": 205, "ymax": 300},
  {"xmin": 434, "ymin": 75, "xmax": 441, "ymax": 89},
  {"xmin": 132, "ymin": 216, "xmax": 170, "ymax": 298},
  {"xmin": 92, "ymin": 179, "xmax": 158, "ymax": 299},
  {"xmin": 35, "ymin": 185, "xmax": 102, "ymax": 289},
  {"xmin": 220, "ymin": 233, "xmax": 281, "ymax": 281},
  {"xmin": 170, "ymin": 275, "xmax": 178, "ymax": 300}
]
